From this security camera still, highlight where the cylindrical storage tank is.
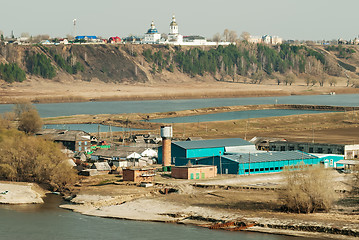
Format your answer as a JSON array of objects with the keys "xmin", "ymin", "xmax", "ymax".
[
  {"xmin": 161, "ymin": 126, "xmax": 173, "ymax": 138},
  {"xmin": 161, "ymin": 126, "xmax": 172, "ymax": 167},
  {"xmin": 162, "ymin": 138, "xmax": 171, "ymax": 167}
]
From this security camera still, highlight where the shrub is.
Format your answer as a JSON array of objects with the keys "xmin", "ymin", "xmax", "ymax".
[
  {"xmin": 0, "ymin": 128, "xmax": 78, "ymax": 191},
  {"xmin": 18, "ymin": 109, "xmax": 43, "ymax": 134},
  {"xmin": 279, "ymin": 164, "xmax": 336, "ymax": 213}
]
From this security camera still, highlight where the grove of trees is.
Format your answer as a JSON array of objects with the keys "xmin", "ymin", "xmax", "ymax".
[
  {"xmin": 0, "ymin": 105, "xmax": 77, "ymax": 191},
  {"xmin": 0, "ymin": 63, "xmax": 26, "ymax": 83},
  {"xmin": 142, "ymin": 43, "xmax": 335, "ymax": 82},
  {"xmin": 25, "ymin": 52, "xmax": 56, "ymax": 79}
]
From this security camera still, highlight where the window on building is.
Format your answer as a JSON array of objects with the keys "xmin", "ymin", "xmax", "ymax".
[
  {"xmin": 260, "ymin": 168, "xmax": 264, "ymax": 171},
  {"xmin": 271, "ymin": 146, "xmax": 276, "ymax": 150},
  {"xmin": 245, "ymin": 169, "xmax": 249, "ymax": 173},
  {"xmin": 289, "ymin": 146, "xmax": 295, "ymax": 151},
  {"xmin": 275, "ymin": 167, "xmax": 279, "ymax": 170},
  {"xmin": 299, "ymin": 146, "xmax": 304, "ymax": 151},
  {"xmin": 328, "ymin": 148, "xmax": 332, "ymax": 154},
  {"xmin": 280, "ymin": 146, "xmax": 286, "ymax": 151},
  {"xmin": 78, "ymin": 141, "xmax": 82, "ymax": 146},
  {"xmin": 270, "ymin": 167, "xmax": 274, "ymax": 170},
  {"xmin": 280, "ymin": 167, "xmax": 283, "ymax": 170},
  {"xmin": 255, "ymin": 169, "xmax": 259, "ymax": 172},
  {"xmin": 84, "ymin": 141, "xmax": 87, "ymax": 145},
  {"xmin": 309, "ymin": 147, "xmax": 313, "ymax": 152},
  {"xmin": 318, "ymin": 148, "xmax": 323, "ymax": 153},
  {"xmin": 265, "ymin": 168, "xmax": 269, "ymax": 171},
  {"xmin": 78, "ymin": 146, "xmax": 82, "ymax": 151}
]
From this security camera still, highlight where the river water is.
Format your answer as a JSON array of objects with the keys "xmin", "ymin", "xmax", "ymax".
[
  {"xmin": 0, "ymin": 94, "xmax": 358, "ymax": 118},
  {"xmin": 0, "ymin": 195, "xmax": 299, "ymax": 240}
]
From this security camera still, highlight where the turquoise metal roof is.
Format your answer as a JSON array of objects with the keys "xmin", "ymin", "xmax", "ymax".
[
  {"xmin": 173, "ymin": 138, "xmax": 253, "ymax": 150},
  {"xmin": 223, "ymin": 151, "xmax": 317, "ymax": 164}
]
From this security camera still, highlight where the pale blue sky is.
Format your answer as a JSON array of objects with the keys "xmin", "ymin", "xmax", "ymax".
[{"xmin": 0, "ymin": 0, "xmax": 357, "ymax": 40}]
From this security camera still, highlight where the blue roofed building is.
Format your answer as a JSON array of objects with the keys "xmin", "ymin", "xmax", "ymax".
[
  {"xmin": 158, "ymin": 138, "xmax": 257, "ymax": 165},
  {"xmin": 197, "ymin": 151, "xmax": 319, "ymax": 175},
  {"xmin": 144, "ymin": 21, "xmax": 161, "ymax": 44},
  {"xmin": 75, "ymin": 36, "xmax": 98, "ymax": 43}
]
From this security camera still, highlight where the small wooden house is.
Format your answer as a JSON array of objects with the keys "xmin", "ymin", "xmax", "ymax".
[{"xmin": 123, "ymin": 168, "xmax": 155, "ymax": 182}]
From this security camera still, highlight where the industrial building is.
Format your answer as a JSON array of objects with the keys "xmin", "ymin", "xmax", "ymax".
[
  {"xmin": 171, "ymin": 165, "xmax": 217, "ymax": 179},
  {"xmin": 158, "ymin": 137, "xmax": 256, "ymax": 165},
  {"xmin": 269, "ymin": 141, "xmax": 344, "ymax": 155},
  {"xmin": 196, "ymin": 151, "xmax": 321, "ymax": 175}
]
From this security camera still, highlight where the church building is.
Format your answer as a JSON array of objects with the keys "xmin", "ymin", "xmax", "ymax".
[
  {"xmin": 167, "ymin": 15, "xmax": 183, "ymax": 44},
  {"xmin": 144, "ymin": 21, "xmax": 161, "ymax": 44}
]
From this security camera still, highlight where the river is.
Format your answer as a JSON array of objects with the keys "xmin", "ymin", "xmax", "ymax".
[
  {"xmin": 0, "ymin": 195, "xmax": 299, "ymax": 240},
  {"xmin": 0, "ymin": 94, "xmax": 358, "ymax": 118}
]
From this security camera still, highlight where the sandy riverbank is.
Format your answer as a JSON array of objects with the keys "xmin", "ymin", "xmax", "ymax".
[
  {"xmin": 0, "ymin": 182, "xmax": 46, "ymax": 204},
  {"xmin": 58, "ymin": 172, "xmax": 359, "ymax": 239},
  {"xmin": 1, "ymin": 78, "xmax": 359, "ymax": 104}
]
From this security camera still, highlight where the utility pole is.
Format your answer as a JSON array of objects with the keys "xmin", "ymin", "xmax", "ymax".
[
  {"xmin": 248, "ymin": 152, "xmax": 251, "ymax": 175},
  {"xmin": 312, "ymin": 123, "xmax": 314, "ymax": 143},
  {"xmin": 219, "ymin": 151, "xmax": 222, "ymax": 176}
]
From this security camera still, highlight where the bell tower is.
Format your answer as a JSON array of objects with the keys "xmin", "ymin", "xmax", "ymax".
[{"xmin": 169, "ymin": 15, "xmax": 178, "ymax": 35}]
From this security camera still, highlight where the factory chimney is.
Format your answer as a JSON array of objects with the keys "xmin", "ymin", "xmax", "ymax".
[{"xmin": 161, "ymin": 125, "xmax": 173, "ymax": 171}]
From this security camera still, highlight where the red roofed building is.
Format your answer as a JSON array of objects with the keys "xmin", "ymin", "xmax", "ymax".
[{"xmin": 109, "ymin": 36, "xmax": 121, "ymax": 43}]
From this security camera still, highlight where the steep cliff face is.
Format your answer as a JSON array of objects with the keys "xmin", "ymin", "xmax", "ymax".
[
  {"xmin": 0, "ymin": 44, "xmax": 149, "ymax": 83},
  {"xmin": 1, "ymin": 43, "xmax": 359, "ymax": 86}
]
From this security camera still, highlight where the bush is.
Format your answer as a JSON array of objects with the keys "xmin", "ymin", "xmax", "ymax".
[
  {"xmin": 18, "ymin": 109, "xmax": 43, "ymax": 134},
  {"xmin": 279, "ymin": 164, "xmax": 335, "ymax": 213},
  {"xmin": 0, "ymin": 128, "xmax": 78, "ymax": 191}
]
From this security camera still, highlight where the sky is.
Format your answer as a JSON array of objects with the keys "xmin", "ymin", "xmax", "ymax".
[{"xmin": 0, "ymin": 0, "xmax": 358, "ymax": 40}]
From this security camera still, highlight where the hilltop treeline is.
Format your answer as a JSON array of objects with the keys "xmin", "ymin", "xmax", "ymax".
[{"xmin": 142, "ymin": 43, "xmax": 345, "ymax": 81}]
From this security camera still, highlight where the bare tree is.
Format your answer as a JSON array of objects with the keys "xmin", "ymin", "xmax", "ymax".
[
  {"xmin": 228, "ymin": 30, "xmax": 238, "ymax": 42},
  {"xmin": 284, "ymin": 73, "xmax": 295, "ymax": 86},
  {"xmin": 311, "ymin": 78, "xmax": 318, "ymax": 86},
  {"xmin": 232, "ymin": 64, "xmax": 237, "ymax": 82},
  {"xmin": 329, "ymin": 78, "xmax": 337, "ymax": 86},
  {"xmin": 20, "ymin": 32, "xmax": 30, "ymax": 38},
  {"xmin": 240, "ymin": 31, "xmax": 250, "ymax": 42},
  {"xmin": 223, "ymin": 29, "xmax": 230, "ymax": 42},
  {"xmin": 279, "ymin": 165, "xmax": 336, "ymax": 213},
  {"xmin": 213, "ymin": 33, "xmax": 221, "ymax": 43},
  {"xmin": 318, "ymin": 75, "xmax": 326, "ymax": 87}
]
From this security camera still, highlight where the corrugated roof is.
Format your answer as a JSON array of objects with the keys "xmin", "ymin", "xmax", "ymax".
[
  {"xmin": 222, "ymin": 151, "xmax": 317, "ymax": 164},
  {"xmin": 173, "ymin": 138, "xmax": 253, "ymax": 150}
]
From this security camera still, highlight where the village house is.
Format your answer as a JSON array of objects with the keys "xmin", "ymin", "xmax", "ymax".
[
  {"xmin": 36, "ymin": 129, "xmax": 96, "ymax": 152},
  {"xmin": 108, "ymin": 36, "xmax": 121, "ymax": 43},
  {"xmin": 123, "ymin": 168, "xmax": 156, "ymax": 182}
]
